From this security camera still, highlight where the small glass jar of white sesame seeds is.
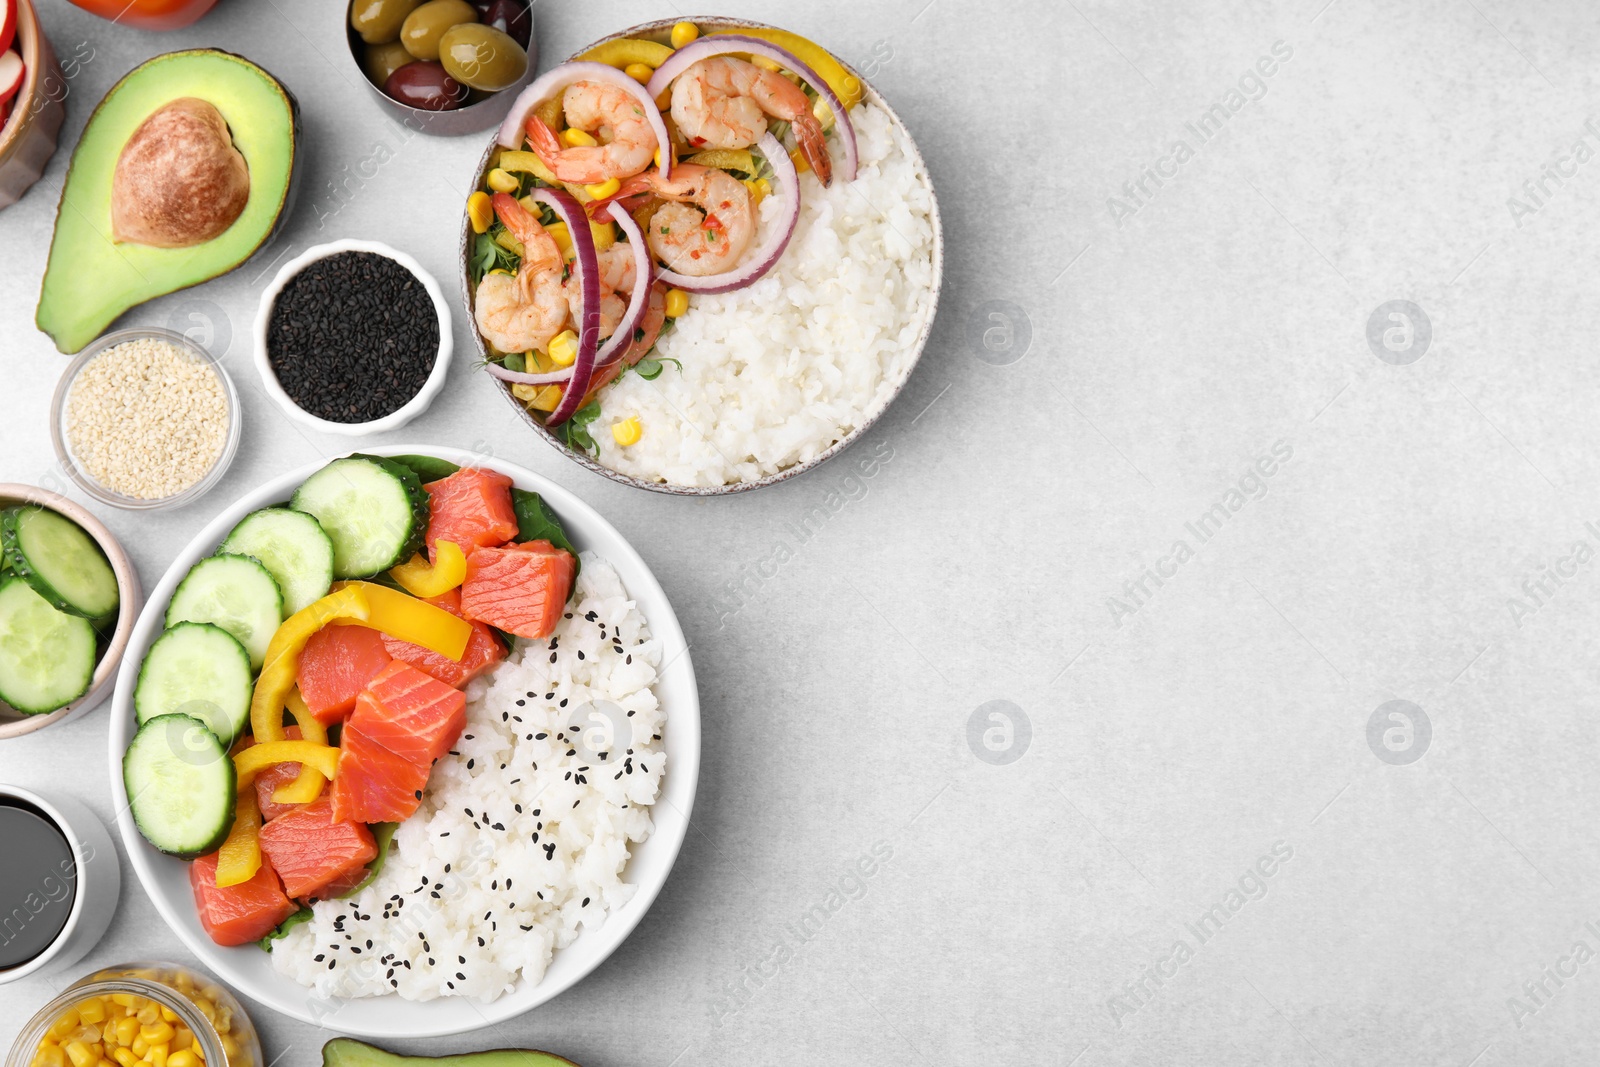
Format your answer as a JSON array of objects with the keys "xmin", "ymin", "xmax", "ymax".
[{"xmin": 50, "ymin": 328, "xmax": 241, "ymax": 511}]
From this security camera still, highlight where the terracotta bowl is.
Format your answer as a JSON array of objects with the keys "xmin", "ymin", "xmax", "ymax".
[
  {"xmin": 0, "ymin": 486, "xmax": 142, "ymax": 740},
  {"xmin": 0, "ymin": 0, "xmax": 66, "ymax": 211}
]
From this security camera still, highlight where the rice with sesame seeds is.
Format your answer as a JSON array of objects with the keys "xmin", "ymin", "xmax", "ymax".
[{"xmin": 270, "ymin": 554, "xmax": 665, "ymax": 1001}]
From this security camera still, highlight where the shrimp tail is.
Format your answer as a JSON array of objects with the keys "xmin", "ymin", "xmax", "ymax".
[
  {"xmin": 524, "ymin": 115, "xmax": 564, "ymax": 168},
  {"xmin": 791, "ymin": 112, "xmax": 832, "ymax": 186}
]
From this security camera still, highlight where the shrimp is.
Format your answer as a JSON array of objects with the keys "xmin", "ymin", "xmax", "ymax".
[
  {"xmin": 565, "ymin": 243, "xmax": 638, "ymax": 340},
  {"xmin": 473, "ymin": 193, "xmax": 568, "ymax": 355},
  {"xmin": 583, "ymin": 282, "xmax": 669, "ymax": 403},
  {"xmin": 670, "ymin": 56, "xmax": 832, "ymax": 185},
  {"xmin": 524, "ymin": 81, "xmax": 658, "ymax": 184},
  {"xmin": 605, "ymin": 165, "xmax": 756, "ymax": 276}
]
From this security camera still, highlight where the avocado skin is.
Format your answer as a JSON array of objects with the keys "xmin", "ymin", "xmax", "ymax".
[
  {"xmin": 35, "ymin": 49, "xmax": 303, "ymax": 354},
  {"xmin": 322, "ymin": 1039, "xmax": 582, "ymax": 1067}
]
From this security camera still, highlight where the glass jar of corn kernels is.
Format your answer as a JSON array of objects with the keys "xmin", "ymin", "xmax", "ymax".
[{"xmin": 5, "ymin": 963, "xmax": 262, "ymax": 1067}]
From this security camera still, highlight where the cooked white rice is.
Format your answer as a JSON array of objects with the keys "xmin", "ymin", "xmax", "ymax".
[
  {"xmin": 271, "ymin": 554, "xmax": 665, "ymax": 1002},
  {"xmin": 593, "ymin": 101, "xmax": 937, "ymax": 486}
]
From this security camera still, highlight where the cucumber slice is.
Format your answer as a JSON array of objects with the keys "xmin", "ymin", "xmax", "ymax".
[
  {"xmin": 290, "ymin": 455, "xmax": 429, "ymax": 579},
  {"xmin": 2, "ymin": 507, "xmax": 119, "ymax": 619},
  {"xmin": 134, "ymin": 623, "xmax": 255, "ymax": 747},
  {"xmin": 220, "ymin": 508, "xmax": 335, "ymax": 615},
  {"xmin": 0, "ymin": 576, "xmax": 96, "ymax": 714},
  {"xmin": 123, "ymin": 713, "xmax": 236, "ymax": 857},
  {"xmin": 165, "ymin": 554, "xmax": 284, "ymax": 671}
]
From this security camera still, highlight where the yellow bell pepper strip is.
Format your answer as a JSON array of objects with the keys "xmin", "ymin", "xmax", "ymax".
[
  {"xmin": 708, "ymin": 27, "xmax": 863, "ymax": 121},
  {"xmin": 576, "ymin": 37, "xmax": 674, "ymax": 70},
  {"xmin": 330, "ymin": 581, "xmax": 471, "ymax": 661},
  {"xmin": 214, "ymin": 790, "xmax": 262, "ymax": 888},
  {"xmin": 390, "ymin": 540, "xmax": 468, "ymax": 599},
  {"xmin": 249, "ymin": 586, "xmax": 371, "ymax": 745},
  {"xmin": 234, "ymin": 740, "xmax": 340, "ymax": 787},
  {"xmin": 687, "ymin": 148, "xmax": 756, "ymax": 174},
  {"xmin": 272, "ymin": 690, "xmax": 330, "ymax": 806},
  {"xmin": 497, "ymin": 148, "xmax": 559, "ymax": 185}
]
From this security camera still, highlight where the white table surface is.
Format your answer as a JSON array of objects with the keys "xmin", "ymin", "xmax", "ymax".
[{"xmin": 6, "ymin": 0, "xmax": 1600, "ymax": 1063}]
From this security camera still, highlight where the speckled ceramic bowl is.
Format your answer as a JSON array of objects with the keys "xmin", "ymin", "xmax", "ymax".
[
  {"xmin": 0, "ymin": 487, "xmax": 142, "ymax": 739},
  {"xmin": 458, "ymin": 17, "xmax": 944, "ymax": 495}
]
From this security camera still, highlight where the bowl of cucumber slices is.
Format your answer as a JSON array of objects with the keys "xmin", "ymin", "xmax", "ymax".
[{"xmin": 0, "ymin": 486, "xmax": 141, "ymax": 739}]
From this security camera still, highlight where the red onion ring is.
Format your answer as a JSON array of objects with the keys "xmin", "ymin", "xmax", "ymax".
[
  {"xmin": 531, "ymin": 188, "xmax": 600, "ymax": 426},
  {"xmin": 497, "ymin": 61, "xmax": 672, "ymax": 180},
  {"xmin": 646, "ymin": 35, "xmax": 857, "ymax": 183},
  {"xmin": 654, "ymin": 132, "xmax": 799, "ymax": 295},
  {"xmin": 594, "ymin": 202, "xmax": 654, "ymax": 369}
]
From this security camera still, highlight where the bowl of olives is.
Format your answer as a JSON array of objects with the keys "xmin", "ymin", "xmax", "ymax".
[{"xmin": 348, "ymin": 0, "xmax": 535, "ymax": 134}]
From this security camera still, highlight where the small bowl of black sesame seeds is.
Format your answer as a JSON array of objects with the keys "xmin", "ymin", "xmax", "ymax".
[{"xmin": 254, "ymin": 240, "xmax": 452, "ymax": 435}]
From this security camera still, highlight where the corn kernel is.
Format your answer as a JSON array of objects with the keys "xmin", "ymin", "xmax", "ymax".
[
  {"xmin": 610, "ymin": 416, "xmax": 642, "ymax": 447},
  {"xmin": 467, "ymin": 191, "xmax": 494, "ymax": 234},
  {"xmin": 149, "ymin": 1045, "xmax": 168, "ymax": 1067},
  {"xmin": 129, "ymin": 1039, "xmax": 148, "ymax": 1058},
  {"xmin": 166, "ymin": 1053, "xmax": 196, "ymax": 1067},
  {"xmin": 109, "ymin": 998, "xmax": 137, "ymax": 1011},
  {"xmin": 76, "ymin": 1003, "xmax": 107, "ymax": 1026},
  {"xmin": 585, "ymin": 177, "xmax": 621, "ymax": 200},
  {"xmin": 65, "ymin": 1043, "xmax": 95, "ymax": 1067},
  {"xmin": 624, "ymin": 62, "xmax": 653, "ymax": 83},
  {"xmin": 217, "ymin": 1036, "xmax": 238, "ymax": 1060},
  {"xmin": 139, "ymin": 1025, "xmax": 174, "ymax": 1045},
  {"xmin": 190, "ymin": 1042, "xmax": 204, "ymax": 1062},
  {"xmin": 486, "ymin": 168, "xmax": 519, "ymax": 194},
  {"xmin": 653, "ymin": 146, "xmax": 664, "ymax": 169},
  {"xmin": 670, "ymin": 21, "xmax": 699, "ymax": 49},
  {"xmin": 170, "ymin": 1034, "xmax": 191, "ymax": 1054},
  {"xmin": 135, "ymin": 1007, "xmax": 159, "ymax": 1027},
  {"xmin": 559, "ymin": 127, "xmax": 598, "ymax": 149},
  {"xmin": 664, "ymin": 288, "xmax": 689, "ymax": 318},
  {"xmin": 547, "ymin": 330, "xmax": 579, "ymax": 366},
  {"xmin": 114, "ymin": 1020, "xmax": 138, "ymax": 1049},
  {"xmin": 72, "ymin": 1027, "xmax": 101, "ymax": 1045},
  {"xmin": 790, "ymin": 146, "xmax": 810, "ymax": 174},
  {"xmin": 751, "ymin": 55, "xmax": 781, "ymax": 72},
  {"xmin": 33, "ymin": 1043, "xmax": 66, "ymax": 1067},
  {"xmin": 113, "ymin": 1049, "xmax": 138, "ymax": 1067}
]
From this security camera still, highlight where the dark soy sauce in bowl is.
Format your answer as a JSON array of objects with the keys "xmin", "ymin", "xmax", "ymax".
[{"xmin": 0, "ymin": 799, "xmax": 77, "ymax": 970}]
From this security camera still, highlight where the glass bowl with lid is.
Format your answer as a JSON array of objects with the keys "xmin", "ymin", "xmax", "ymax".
[
  {"xmin": 6, "ymin": 962, "xmax": 262, "ymax": 1067},
  {"xmin": 50, "ymin": 328, "xmax": 241, "ymax": 511}
]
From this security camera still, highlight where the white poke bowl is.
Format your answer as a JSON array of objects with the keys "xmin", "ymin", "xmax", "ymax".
[{"xmin": 105, "ymin": 446, "xmax": 699, "ymax": 1037}]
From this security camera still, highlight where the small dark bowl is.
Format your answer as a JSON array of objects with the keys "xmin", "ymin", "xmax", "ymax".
[{"xmin": 344, "ymin": 0, "xmax": 538, "ymax": 136}]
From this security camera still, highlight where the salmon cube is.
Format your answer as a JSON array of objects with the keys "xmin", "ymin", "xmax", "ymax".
[
  {"xmin": 257, "ymin": 796, "xmax": 377, "ymax": 901},
  {"xmin": 350, "ymin": 661, "xmax": 466, "ymax": 769},
  {"xmin": 383, "ymin": 589, "xmax": 505, "ymax": 688},
  {"xmin": 330, "ymin": 721, "xmax": 432, "ymax": 824},
  {"xmin": 460, "ymin": 541, "xmax": 575, "ymax": 639},
  {"xmin": 297, "ymin": 624, "xmax": 392, "ymax": 725},
  {"xmin": 190, "ymin": 851, "xmax": 297, "ymax": 947},
  {"xmin": 424, "ymin": 468, "xmax": 519, "ymax": 561}
]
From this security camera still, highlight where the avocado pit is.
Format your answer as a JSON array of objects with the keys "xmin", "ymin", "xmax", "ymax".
[{"xmin": 112, "ymin": 97, "xmax": 251, "ymax": 248}]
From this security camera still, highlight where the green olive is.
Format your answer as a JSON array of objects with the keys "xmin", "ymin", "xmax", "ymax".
[
  {"xmin": 438, "ymin": 23, "xmax": 527, "ymax": 92},
  {"xmin": 363, "ymin": 40, "xmax": 415, "ymax": 87},
  {"xmin": 400, "ymin": 0, "xmax": 477, "ymax": 61},
  {"xmin": 350, "ymin": 0, "xmax": 423, "ymax": 44}
]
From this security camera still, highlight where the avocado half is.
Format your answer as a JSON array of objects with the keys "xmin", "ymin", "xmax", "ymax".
[
  {"xmin": 322, "ymin": 1040, "xmax": 581, "ymax": 1067},
  {"xmin": 36, "ymin": 50, "xmax": 301, "ymax": 354}
]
